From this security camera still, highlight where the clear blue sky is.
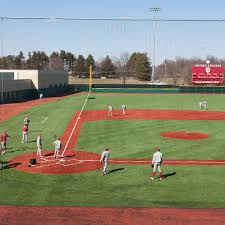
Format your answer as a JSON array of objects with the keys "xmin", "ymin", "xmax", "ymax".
[{"xmin": 1, "ymin": 0, "xmax": 225, "ymax": 64}]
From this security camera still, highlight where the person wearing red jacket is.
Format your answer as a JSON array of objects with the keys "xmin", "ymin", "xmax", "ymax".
[
  {"xmin": 1, "ymin": 130, "xmax": 10, "ymax": 154},
  {"xmin": 22, "ymin": 125, "xmax": 28, "ymax": 144}
]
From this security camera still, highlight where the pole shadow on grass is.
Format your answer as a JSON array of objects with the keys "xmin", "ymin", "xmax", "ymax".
[
  {"xmin": 154, "ymin": 171, "xmax": 176, "ymax": 180},
  {"xmin": 29, "ymin": 140, "xmax": 38, "ymax": 143},
  {"xmin": 0, "ymin": 161, "xmax": 21, "ymax": 170},
  {"xmin": 162, "ymin": 171, "xmax": 176, "ymax": 179},
  {"xmin": 8, "ymin": 149, "xmax": 26, "ymax": 153},
  {"xmin": 29, "ymin": 130, "xmax": 42, "ymax": 133},
  {"xmin": 108, "ymin": 167, "xmax": 125, "ymax": 174}
]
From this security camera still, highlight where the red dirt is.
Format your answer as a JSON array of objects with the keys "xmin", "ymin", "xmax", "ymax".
[
  {"xmin": 160, "ymin": 131, "xmax": 209, "ymax": 140},
  {"xmin": 10, "ymin": 150, "xmax": 101, "ymax": 174},
  {"xmin": 81, "ymin": 109, "xmax": 225, "ymax": 121},
  {"xmin": 0, "ymin": 205, "xmax": 225, "ymax": 225},
  {"xmin": 10, "ymin": 150, "xmax": 225, "ymax": 174}
]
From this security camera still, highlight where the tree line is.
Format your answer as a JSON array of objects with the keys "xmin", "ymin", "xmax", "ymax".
[
  {"xmin": 0, "ymin": 50, "xmax": 152, "ymax": 80},
  {"xmin": 1, "ymin": 50, "xmax": 223, "ymax": 83}
]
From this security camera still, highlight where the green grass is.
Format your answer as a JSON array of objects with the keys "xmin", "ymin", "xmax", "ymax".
[
  {"xmin": 0, "ymin": 93, "xmax": 225, "ymax": 208},
  {"xmin": 1, "ymin": 165, "xmax": 225, "ymax": 208},
  {"xmin": 77, "ymin": 120, "xmax": 225, "ymax": 159},
  {"xmin": 86, "ymin": 92, "xmax": 225, "ymax": 111}
]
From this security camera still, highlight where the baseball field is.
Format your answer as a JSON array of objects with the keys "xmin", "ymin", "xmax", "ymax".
[{"xmin": 1, "ymin": 92, "xmax": 225, "ymax": 224}]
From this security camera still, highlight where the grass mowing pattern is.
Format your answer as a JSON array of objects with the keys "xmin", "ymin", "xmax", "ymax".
[
  {"xmin": 1, "ymin": 165, "xmax": 225, "ymax": 208},
  {"xmin": 76, "ymin": 120, "xmax": 225, "ymax": 160},
  {"xmin": 0, "ymin": 93, "xmax": 225, "ymax": 207}
]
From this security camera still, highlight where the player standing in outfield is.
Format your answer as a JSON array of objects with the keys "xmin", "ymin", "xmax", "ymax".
[
  {"xmin": 121, "ymin": 104, "xmax": 127, "ymax": 115},
  {"xmin": 1, "ymin": 130, "xmax": 10, "ymax": 155},
  {"xmin": 53, "ymin": 137, "xmax": 62, "ymax": 159},
  {"xmin": 151, "ymin": 146, "xmax": 163, "ymax": 181},
  {"xmin": 36, "ymin": 134, "xmax": 43, "ymax": 158},
  {"xmin": 203, "ymin": 100, "xmax": 208, "ymax": 110},
  {"xmin": 39, "ymin": 93, "xmax": 43, "ymax": 100},
  {"xmin": 108, "ymin": 104, "xmax": 113, "ymax": 117},
  {"xmin": 199, "ymin": 100, "xmax": 203, "ymax": 110},
  {"xmin": 24, "ymin": 115, "xmax": 30, "ymax": 126},
  {"xmin": 21, "ymin": 124, "xmax": 28, "ymax": 144},
  {"xmin": 100, "ymin": 148, "xmax": 110, "ymax": 175}
]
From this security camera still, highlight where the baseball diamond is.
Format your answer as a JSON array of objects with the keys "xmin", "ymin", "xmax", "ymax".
[
  {"xmin": 2, "ymin": 3, "xmax": 225, "ymax": 224},
  {"xmin": 1, "ymin": 92, "xmax": 225, "ymax": 225},
  {"xmin": 10, "ymin": 109, "xmax": 225, "ymax": 174}
]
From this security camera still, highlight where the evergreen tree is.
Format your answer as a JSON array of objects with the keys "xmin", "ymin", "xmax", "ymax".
[
  {"xmin": 85, "ymin": 54, "xmax": 95, "ymax": 73},
  {"xmin": 74, "ymin": 55, "xmax": 85, "ymax": 77},
  {"xmin": 127, "ymin": 52, "xmax": 151, "ymax": 80},
  {"xmin": 99, "ymin": 55, "xmax": 116, "ymax": 77},
  {"xmin": 6, "ymin": 55, "xmax": 15, "ymax": 69},
  {"xmin": 27, "ymin": 51, "xmax": 49, "ymax": 70},
  {"xmin": 59, "ymin": 50, "xmax": 76, "ymax": 71},
  {"xmin": 65, "ymin": 52, "xmax": 76, "ymax": 72},
  {"xmin": 14, "ymin": 51, "xmax": 25, "ymax": 69},
  {"xmin": 49, "ymin": 51, "xmax": 63, "ymax": 70}
]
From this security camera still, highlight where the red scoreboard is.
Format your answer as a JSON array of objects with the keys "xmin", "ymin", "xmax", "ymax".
[{"xmin": 192, "ymin": 63, "xmax": 224, "ymax": 84}]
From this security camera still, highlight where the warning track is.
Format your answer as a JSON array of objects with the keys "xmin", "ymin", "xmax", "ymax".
[{"xmin": 0, "ymin": 205, "xmax": 225, "ymax": 225}]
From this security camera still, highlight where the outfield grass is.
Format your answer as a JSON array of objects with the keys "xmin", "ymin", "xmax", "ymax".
[
  {"xmin": 77, "ymin": 120, "xmax": 225, "ymax": 159},
  {"xmin": 0, "ymin": 93, "xmax": 225, "ymax": 208},
  {"xmin": 86, "ymin": 92, "xmax": 225, "ymax": 111}
]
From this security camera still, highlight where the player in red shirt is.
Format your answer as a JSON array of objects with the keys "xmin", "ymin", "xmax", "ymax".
[
  {"xmin": 1, "ymin": 130, "xmax": 10, "ymax": 154},
  {"xmin": 22, "ymin": 125, "xmax": 28, "ymax": 144}
]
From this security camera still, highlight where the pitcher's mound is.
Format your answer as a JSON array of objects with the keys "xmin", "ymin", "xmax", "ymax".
[{"xmin": 160, "ymin": 131, "xmax": 209, "ymax": 140}]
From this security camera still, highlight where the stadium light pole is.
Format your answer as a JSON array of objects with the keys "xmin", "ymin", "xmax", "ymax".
[
  {"xmin": 1, "ymin": 18, "xmax": 4, "ymax": 106},
  {"xmin": 149, "ymin": 7, "xmax": 161, "ymax": 83}
]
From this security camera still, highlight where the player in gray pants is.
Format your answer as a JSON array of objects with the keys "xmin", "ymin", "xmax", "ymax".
[
  {"xmin": 100, "ymin": 148, "xmax": 110, "ymax": 175},
  {"xmin": 151, "ymin": 146, "xmax": 163, "ymax": 181},
  {"xmin": 121, "ymin": 104, "xmax": 127, "ymax": 115},
  {"xmin": 54, "ymin": 137, "xmax": 62, "ymax": 159},
  {"xmin": 108, "ymin": 104, "xmax": 113, "ymax": 117},
  {"xmin": 36, "ymin": 134, "xmax": 43, "ymax": 158}
]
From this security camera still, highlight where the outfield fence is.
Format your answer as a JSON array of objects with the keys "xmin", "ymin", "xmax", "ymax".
[
  {"xmin": 2, "ymin": 84, "xmax": 225, "ymax": 104},
  {"xmin": 70, "ymin": 84, "xmax": 225, "ymax": 94}
]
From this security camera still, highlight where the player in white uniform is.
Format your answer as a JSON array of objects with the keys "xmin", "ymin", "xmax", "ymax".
[
  {"xmin": 36, "ymin": 134, "xmax": 43, "ymax": 158},
  {"xmin": 100, "ymin": 148, "xmax": 110, "ymax": 175},
  {"xmin": 24, "ymin": 115, "xmax": 30, "ymax": 126},
  {"xmin": 202, "ymin": 100, "xmax": 207, "ymax": 110},
  {"xmin": 54, "ymin": 137, "xmax": 62, "ymax": 159},
  {"xmin": 151, "ymin": 146, "xmax": 163, "ymax": 181},
  {"xmin": 39, "ymin": 93, "xmax": 43, "ymax": 100},
  {"xmin": 121, "ymin": 104, "xmax": 126, "ymax": 115},
  {"xmin": 108, "ymin": 104, "xmax": 113, "ymax": 117},
  {"xmin": 199, "ymin": 100, "xmax": 203, "ymax": 110}
]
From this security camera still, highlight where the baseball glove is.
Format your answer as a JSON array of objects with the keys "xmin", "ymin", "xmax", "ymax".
[{"xmin": 151, "ymin": 164, "xmax": 154, "ymax": 168}]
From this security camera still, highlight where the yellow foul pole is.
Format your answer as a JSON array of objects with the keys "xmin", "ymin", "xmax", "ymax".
[{"xmin": 89, "ymin": 65, "xmax": 92, "ymax": 92}]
